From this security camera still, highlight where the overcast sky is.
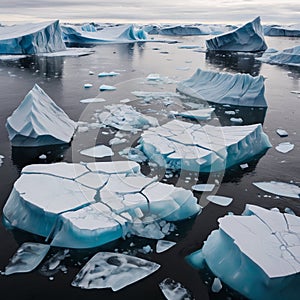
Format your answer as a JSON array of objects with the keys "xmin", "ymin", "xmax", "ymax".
[{"xmin": 0, "ymin": 0, "xmax": 299, "ymax": 25}]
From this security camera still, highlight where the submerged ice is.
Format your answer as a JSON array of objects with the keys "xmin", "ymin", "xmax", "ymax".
[
  {"xmin": 159, "ymin": 278, "xmax": 194, "ymax": 300},
  {"xmin": 187, "ymin": 204, "xmax": 300, "ymax": 300},
  {"xmin": 177, "ymin": 68, "xmax": 267, "ymax": 107},
  {"xmin": 3, "ymin": 161, "xmax": 200, "ymax": 249},
  {"xmin": 139, "ymin": 119, "xmax": 271, "ymax": 172}
]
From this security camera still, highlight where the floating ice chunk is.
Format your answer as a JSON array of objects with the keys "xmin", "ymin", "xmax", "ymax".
[
  {"xmin": 80, "ymin": 145, "xmax": 114, "ymax": 158},
  {"xmin": 230, "ymin": 117, "xmax": 243, "ymax": 124},
  {"xmin": 0, "ymin": 54, "xmax": 28, "ymax": 60},
  {"xmin": 177, "ymin": 68, "xmax": 267, "ymax": 107},
  {"xmin": 147, "ymin": 73, "xmax": 161, "ymax": 81},
  {"xmin": 206, "ymin": 195, "xmax": 233, "ymax": 206},
  {"xmin": 38, "ymin": 48, "xmax": 94, "ymax": 57},
  {"xmin": 206, "ymin": 17, "xmax": 267, "ymax": 52},
  {"xmin": 39, "ymin": 249, "xmax": 69, "ymax": 276},
  {"xmin": 276, "ymin": 129, "xmax": 288, "ymax": 137},
  {"xmin": 141, "ymin": 245, "xmax": 152, "ymax": 254},
  {"xmin": 6, "ymin": 84, "xmax": 77, "ymax": 147},
  {"xmin": 109, "ymin": 137, "xmax": 127, "ymax": 145},
  {"xmin": 71, "ymin": 252, "xmax": 160, "ymax": 291},
  {"xmin": 84, "ymin": 83, "xmax": 93, "ymax": 88},
  {"xmin": 264, "ymin": 24, "xmax": 300, "ymax": 37},
  {"xmin": 175, "ymin": 108, "xmax": 215, "ymax": 120},
  {"xmin": 253, "ymin": 181, "xmax": 300, "ymax": 198},
  {"xmin": 187, "ymin": 204, "xmax": 300, "ymax": 299},
  {"xmin": 211, "ymin": 277, "xmax": 222, "ymax": 293},
  {"xmin": 99, "ymin": 84, "xmax": 116, "ymax": 91},
  {"xmin": 119, "ymin": 98, "xmax": 132, "ymax": 103},
  {"xmin": 98, "ymin": 71, "xmax": 120, "ymax": 77},
  {"xmin": 80, "ymin": 98, "xmax": 106, "ymax": 103},
  {"xmin": 39, "ymin": 154, "xmax": 47, "ymax": 160},
  {"xmin": 240, "ymin": 163, "xmax": 249, "ymax": 169},
  {"xmin": 139, "ymin": 120, "xmax": 271, "ymax": 172},
  {"xmin": 275, "ymin": 142, "xmax": 294, "ymax": 153},
  {"xmin": 159, "ymin": 278, "xmax": 194, "ymax": 300},
  {"xmin": 89, "ymin": 70, "xmax": 94, "ymax": 75},
  {"xmin": 192, "ymin": 184, "xmax": 215, "ymax": 192},
  {"xmin": 96, "ymin": 104, "xmax": 159, "ymax": 131},
  {"xmin": 156, "ymin": 240, "xmax": 176, "ymax": 253},
  {"xmin": 4, "ymin": 243, "xmax": 50, "ymax": 275},
  {"xmin": 132, "ymin": 91, "xmax": 184, "ymax": 100},
  {"xmin": 0, "ymin": 154, "xmax": 4, "ymax": 166},
  {"xmin": 0, "ymin": 20, "xmax": 66, "ymax": 54}
]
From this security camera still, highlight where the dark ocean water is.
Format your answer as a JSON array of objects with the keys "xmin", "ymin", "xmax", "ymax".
[{"xmin": 0, "ymin": 35, "xmax": 299, "ymax": 299}]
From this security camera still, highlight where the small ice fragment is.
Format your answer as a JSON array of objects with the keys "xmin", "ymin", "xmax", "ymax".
[
  {"xmin": 230, "ymin": 117, "xmax": 243, "ymax": 123},
  {"xmin": 192, "ymin": 184, "xmax": 215, "ymax": 192},
  {"xmin": 240, "ymin": 163, "xmax": 249, "ymax": 169},
  {"xmin": 156, "ymin": 240, "xmax": 176, "ymax": 253},
  {"xmin": 275, "ymin": 142, "xmax": 294, "ymax": 153},
  {"xmin": 284, "ymin": 207, "xmax": 296, "ymax": 215},
  {"xmin": 99, "ymin": 85, "xmax": 116, "ymax": 91},
  {"xmin": 253, "ymin": 181, "xmax": 300, "ymax": 198},
  {"xmin": 80, "ymin": 145, "xmax": 114, "ymax": 158},
  {"xmin": 119, "ymin": 98, "xmax": 131, "ymax": 103},
  {"xmin": 39, "ymin": 154, "xmax": 47, "ymax": 159},
  {"xmin": 142, "ymin": 245, "xmax": 152, "ymax": 254},
  {"xmin": 206, "ymin": 195, "xmax": 233, "ymax": 206},
  {"xmin": 80, "ymin": 98, "xmax": 106, "ymax": 103},
  {"xmin": 159, "ymin": 278, "xmax": 194, "ymax": 300},
  {"xmin": 39, "ymin": 249, "xmax": 69, "ymax": 276},
  {"xmin": 147, "ymin": 73, "xmax": 161, "ymax": 81},
  {"xmin": 89, "ymin": 71, "xmax": 94, "ymax": 75},
  {"xmin": 276, "ymin": 129, "xmax": 288, "ymax": 137},
  {"xmin": 84, "ymin": 83, "xmax": 93, "ymax": 88},
  {"xmin": 212, "ymin": 277, "xmax": 222, "ymax": 293},
  {"xmin": 98, "ymin": 72, "xmax": 119, "ymax": 77},
  {"xmin": 109, "ymin": 137, "xmax": 127, "ymax": 145},
  {"xmin": 224, "ymin": 110, "xmax": 236, "ymax": 115}
]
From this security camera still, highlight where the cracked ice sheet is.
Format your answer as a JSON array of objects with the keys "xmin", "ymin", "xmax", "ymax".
[{"xmin": 71, "ymin": 252, "xmax": 160, "ymax": 291}]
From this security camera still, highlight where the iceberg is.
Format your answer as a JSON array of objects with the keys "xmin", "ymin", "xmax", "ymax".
[
  {"xmin": 264, "ymin": 24, "xmax": 300, "ymax": 37},
  {"xmin": 0, "ymin": 20, "xmax": 66, "ymax": 54},
  {"xmin": 6, "ymin": 84, "xmax": 77, "ymax": 147},
  {"xmin": 62, "ymin": 24, "xmax": 147, "ymax": 44},
  {"xmin": 96, "ymin": 104, "xmax": 159, "ymax": 132},
  {"xmin": 139, "ymin": 120, "xmax": 271, "ymax": 172},
  {"xmin": 257, "ymin": 45, "xmax": 300, "ymax": 67},
  {"xmin": 3, "ymin": 161, "xmax": 200, "ymax": 249},
  {"xmin": 177, "ymin": 68, "xmax": 267, "ymax": 107},
  {"xmin": 71, "ymin": 252, "xmax": 160, "ymax": 291},
  {"xmin": 159, "ymin": 278, "xmax": 194, "ymax": 300},
  {"xmin": 186, "ymin": 205, "xmax": 300, "ymax": 300},
  {"xmin": 206, "ymin": 17, "xmax": 267, "ymax": 52}
]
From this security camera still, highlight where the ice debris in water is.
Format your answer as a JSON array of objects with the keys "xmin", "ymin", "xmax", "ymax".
[
  {"xmin": 206, "ymin": 195, "xmax": 233, "ymax": 206},
  {"xmin": 147, "ymin": 73, "xmax": 161, "ymax": 81},
  {"xmin": 99, "ymin": 84, "xmax": 116, "ymax": 91},
  {"xmin": 71, "ymin": 252, "xmax": 160, "ymax": 291},
  {"xmin": 96, "ymin": 104, "xmax": 159, "ymax": 131},
  {"xmin": 177, "ymin": 68, "xmax": 267, "ymax": 107},
  {"xmin": 206, "ymin": 17, "xmax": 267, "ymax": 52},
  {"xmin": 159, "ymin": 278, "xmax": 194, "ymax": 300},
  {"xmin": 0, "ymin": 154, "xmax": 4, "ymax": 166},
  {"xmin": 80, "ymin": 145, "xmax": 114, "ymax": 158},
  {"xmin": 211, "ymin": 277, "xmax": 222, "ymax": 293},
  {"xmin": 6, "ymin": 84, "xmax": 77, "ymax": 147},
  {"xmin": 186, "ymin": 204, "xmax": 300, "ymax": 300},
  {"xmin": 98, "ymin": 71, "xmax": 119, "ymax": 77},
  {"xmin": 192, "ymin": 184, "xmax": 215, "ymax": 192},
  {"xmin": 3, "ymin": 161, "xmax": 200, "ymax": 248},
  {"xmin": 84, "ymin": 83, "xmax": 93, "ymax": 88},
  {"xmin": 39, "ymin": 249, "xmax": 69, "ymax": 276},
  {"xmin": 156, "ymin": 240, "xmax": 176, "ymax": 253},
  {"xmin": 127, "ymin": 148, "xmax": 148, "ymax": 163},
  {"xmin": 175, "ymin": 108, "xmax": 215, "ymax": 120},
  {"xmin": 275, "ymin": 142, "xmax": 294, "ymax": 153},
  {"xmin": 276, "ymin": 129, "xmax": 288, "ymax": 137},
  {"xmin": 139, "ymin": 120, "xmax": 271, "ymax": 172},
  {"xmin": 240, "ymin": 163, "xmax": 249, "ymax": 169},
  {"xmin": 230, "ymin": 117, "xmax": 243, "ymax": 124},
  {"xmin": 253, "ymin": 181, "xmax": 300, "ymax": 199},
  {"xmin": 0, "ymin": 20, "xmax": 66, "ymax": 54},
  {"xmin": 4, "ymin": 243, "xmax": 50, "ymax": 275},
  {"xmin": 80, "ymin": 98, "xmax": 106, "ymax": 103}
]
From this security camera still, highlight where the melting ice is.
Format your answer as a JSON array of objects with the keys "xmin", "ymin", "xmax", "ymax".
[{"xmin": 253, "ymin": 181, "xmax": 300, "ymax": 198}]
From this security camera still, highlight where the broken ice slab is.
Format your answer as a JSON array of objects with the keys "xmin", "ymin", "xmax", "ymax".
[
  {"xmin": 4, "ymin": 243, "xmax": 50, "ymax": 275},
  {"xmin": 3, "ymin": 161, "xmax": 200, "ymax": 248},
  {"xmin": 275, "ymin": 142, "xmax": 294, "ymax": 153},
  {"xmin": 80, "ymin": 145, "xmax": 114, "ymax": 158},
  {"xmin": 99, "ymin": 84, "xmax": 116, "ymax": 91},
  {"xmin": 39, "ymin": 249, "xmax": 69, "ymax": 276},
  {"xmin": 192, "ymin": 184, "xmax": 215, "ymax": 192},
  {"xmin": 206, "ymin": 17, "xmax": 267, "ymax": 52},
  {"xmin": 175, "ymin": 108, "xmax": 215, "ymax": 120},
  {"xmin": 147, "ymin": 73, "xmax": 161, "ymax": 81},
  {"xmin": 71, "ymin": 252, "xmax": 160, "ymax": 291},
  {"xmin": 159, "ymin": 278, "xmax": 194, "ymax": 300},
  {"xmin": 6, "ymin": 84, "xmax": 77, "ymax": 147},
  {"xmin": 0, "ymin": 20, "xmax": 66, "ymax": 54},
  {"xmin": 177, "ymin": 68, "xmax": 267, "ymax": 107},
  {"xmin": 38, "ymin": 48, "xmax": 95, "ymax": 57},
  {"xmin": 206, "ymin": 195, "xmax": 233, "ymax": 206},
  {"xmin": 186, "ymin": 204, "xmax": 300, "ymax": 300},
  {"xmin": 84, "ymin": 83, "xmax": 93, "ymax": 88},
  {"xmin": 139, "ymin": 119, "xmax": 271, "ymax": 172},
  {"xmin": 253, "ymin": 181, "xmax": 300, "ymax": 199},
  {"xmin": 96, "ymin": 104, "xmax": 159, "ymax": 132},
  {"xmin": 156, "ymin": 240, "xmax": 176, "ymax": 253},
  {"xmin": 276, "ymin": 129, "xmax": 288, "ymax": 137},
  {"xmin": 98, "ymin": 71, "xmax": 120, "ymax": 77},
  {"xmin": 211, "ymin": 277, "xmax": 222, "ymax": 293},
  {"xmin": 80, "ymin": 98, "xmax": 106, "ymax": 103}
]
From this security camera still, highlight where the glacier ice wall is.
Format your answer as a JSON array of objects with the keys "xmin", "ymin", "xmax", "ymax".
[
  {"xmin": 206, "ymin": 17, "xmax": 267, "ymax": 52},
  {"xmin": 0, "ymin": 20, "xmax": 66, "ymax": 54},
  {"xmin": 177, "ymin": 68, "xmax": 267, "ymax": 107}
]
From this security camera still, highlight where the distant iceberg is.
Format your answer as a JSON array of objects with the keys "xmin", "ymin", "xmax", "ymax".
[
  {"xmin": 187, "ymin": 204, "xmax": 300, "ymax": 300},
  {"xmin": 264, "ymin": 24, "xmax": 300, "ymax": 37},
  {"xmin": 6, "ymin": 84, "xmax": 77, "ymax": 147},
  {"xmin": 3, "ymin": 161, "xmax": 200, "ymax": 248},
  {"xmin": 177, "ymin": 68, "xmax": 267, "ymax": 107},
  {"xmin": 0, "ymin": 20, "xmax": 66, "ymax": 54},
  {"xmin": 62, "ymin": 24, "xmax": 147, "ymax": 44},
  {"xmin": 257, "ymin": 45, "xmax": 300, "ymax": 67},
  {"xmin": 139, "ymin": 120, "xmax": 271, "ymax": 172},
  {"xmin": 206, "ymin": 17, "xmax": 267, "ymax": 52}
]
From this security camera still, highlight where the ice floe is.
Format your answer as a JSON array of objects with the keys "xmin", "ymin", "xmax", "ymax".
[
  {"xmin": 276, "ymin": 129, "xmax": 288, "ymax": 137},
  {"xmin": 206, "ymin": 195, "xmax": 233, "ymax": 206},
  {"xmin": 253, "ymin": 181, "xmax": 300, "ymax": 198},
  {"xmin": 139, "ymin": 120, "xmax": 271, "ymax": 172},
  {"xmin": 84, "ymin": 83, "xmax": 93, "ymax": 88},
  {"xmin": 3, "ymin": 161, "xmax": 200, "ymax": 248},
  {"xmin": 80, "ymin": 145, "xmax": 114, "ymax": 158},
  {"xmin": 159, "ymin": 278, "xmax": 194, "ymax": 300},
  {"xmin": 6, "ymin": 84, "xmax": 77, "ymax": 147},
  {"xmin": 177, "ymin": 68, "xmax": 267, "ymax": 107},
  {"xmin": 80, "ymin": 97, "xmax": 106, "ymax": 103},
  {"xmin": 96, "ymin": 104, "xmax": 159, "ymax": 132},
  {"xmin": 156, "ymin": 240, "xmax": 176, "ymax": 253},
  {"xmin": 99, "ymin": 84, "xmax": 116, "ymax": 91},
  {"xmin": 264, "ymin": 24, "xmax": 300, "ymax": 37},
  {"xmin": 192, "ymin": 184, "xmax": 215, "ymax": 192},
  {"xmin": 71, "ymin": 252, "xmax": 159, "ymax": 291},
  {"xmin": 187, "ymin": 204, "xmax": 300, "ymax": 299},
  {"xmin": 98, "ymin": 71, "xmax": 120, "ymax": 77},
  {"xmin": 175, "ymin": 108, "xmax": 215, "ymax": 120},
  {"xmin": 275, "ymin": 142, "xmax": 294, "ymax": 153},
  {"xmin": 206, "ymin": 17, "xmax": 267, "ymax": 52},
  {"xmin": 4, "ymin": 243, "xmax": 50, "ymax": 275},
  {"xmin": 0, "ymin": 20, "xmax": 66, "ymax": 54},
  {"xmin": 38, "ymin": 48, "xmax": 94, "ymax": 57}
]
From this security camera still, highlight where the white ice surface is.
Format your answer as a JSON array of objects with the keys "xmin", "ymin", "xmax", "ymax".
[
  {"xmin": 80, "ymin": 145, "xmax": 114, "ymax": 158},
  {"xmin": 99, "ymin": 84, "xmax": 116, "ymax": 91},
  {"xmin": 275, "ymin": 142, "xmax": 294, "ymax": 153},
  {"xmin": 206, "ymin": 195, "xmax": 233, "ymax": 206},
  {"xmin": 156, "ymin": 240, "xmax": 176, "ymax": 253},
  {"xmin": 192, "ymin": 184, "xmax": 215, "ymax": 192},
  {"xmin": 80, "ymin": 98, "xmax": 106, "ymax": 103},
  {"xmin": 175, "ymin": 108, "xmax": 215, "ymax": 120}
]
